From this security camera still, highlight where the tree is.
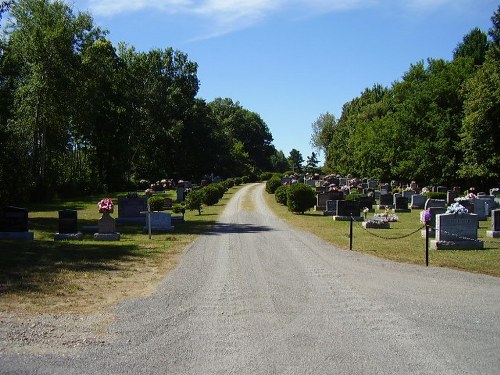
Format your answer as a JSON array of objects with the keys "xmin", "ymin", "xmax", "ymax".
[
  {"xmin": 288, "ymin": 149, "xmax": 303, "ymax": 172},
  {"xmin": 5, "ymin": 0, "xmax": 102, "ymax": 198},
  {"xmin": 270, "ymin": 149, "xmax": 289, "ymax": 172},
  {"xmin": 453, "ymin": 27, "xmax": 489, "ymax": 66},
  {"xmin": 305, "ymin": 152, "xmax": 319, "ymax": 174},
  {"xmin": 310, "ymin": 112, "xmax": 336, "ymax": 157}
]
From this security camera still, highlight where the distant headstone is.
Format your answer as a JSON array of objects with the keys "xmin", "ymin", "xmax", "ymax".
[
  {"xmin": 144, "ymin": 212, "xmax": 174, "ymax": 233},
  {"xmin": 176, "ymin": 187, "xmax": 186, "ymax": 202},
  {"xmin": 357, "ymin": 196, "xmax": 374, "ymax": 211},
  {"xmin": 411, "ymin": 194, "xmax": 426, "ymax": 209},
  {"xmin": 402, "ymin": 190, "xmax": 415, "ymax": 201},
  {"xmin": 447, "ymin": 190, "xmax": 460, "ymax": 205},
  {"xmin": 486, "ymin": 209, "xmax": 500, "ymax": 238},
  {"xmin": 324, "ymin": 200, "xmax": 337, "ymax": 216},
  {"xmin": 436, "ymin": 186, "xmax": 447, "ymax": 193},
  {"xmin": 94, "ymin": 212, "xmax": 120, "ymax": 241},
  {"xmin": 378, "ymin": 193, "xmax": 393, "ymax": 209},
  {"xmin": 117, "ymin": 196, "xmax": 147, "ymax": 225},
  {"xmin": 333, "ymin": 200, "xmax": 362, "ymax": 221},
  {"xmin": 54, "ymin": 209, "xmax": 82, "ymax": 241},
  {"xmin": 472, "ymin": 198, "xmax": 488, "ymax": 221},
  {"xmin": 368, "ymin": 180, "xmax": 378, "ymax": 190},
  {"xmin": 394, "ymin": 197, "xmax": 410, "ymax": 212},
  {"xmin": 477, "ymin": 196, "xmax": 495, "ymax": 215},
  {"xmin": 431, "ymin": 213, "xmax": 483, "ymax": 250},
  {"xmin": 424, "ymin": 199, "xmax": 446, "ymax": 210},
  {"xmin": 0, "ymin": 206, "xmax": 33, "ymax": 240},
  {"xmin": 316, "ymin": 192, "xmax": 330, "ymax": 211}
]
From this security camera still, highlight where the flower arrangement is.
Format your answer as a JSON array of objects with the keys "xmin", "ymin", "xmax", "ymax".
[
  {"xmin": 97, "ymin": 198, "xmax": 114, "ymax": 213},
  {"xmin": 446, "ymin": 202, "xmax": 468, "ymax": 215},
  {"xmin": 464, "ymin": 192, "xmax": 477, "ymax": 200},
  {"xmin": 420, "ymin": 209, "xmax": 431, "ymax": 224},
  {"xmin": 374, "ymin": 213, "xmax": 399, "ymax": 222}
]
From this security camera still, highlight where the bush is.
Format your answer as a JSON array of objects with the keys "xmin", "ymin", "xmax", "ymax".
[
  {"xmin": 266, "ymin": 176, "xmax": 282, "ymax": 194},
  {"xmin": 172, "ymin": 203, "xmax": 185, "ymax": 214},
  {"xmin": 148, "ymin": 195, "xmax": 165, "ymax": 211},
  {"xmin": 241, "ymin": 176, "xmax": 249, "ymax": 184},
  {"xmin": 260, "ymin": 172, "xmax": 273, "ymax": 181},
  {"xmin": 345, "ymin": 193, "xmax": 363, "ymax": 201},
  {"xmin": 234, "ymin": 177, "xmax": 242, "ymax": 186},
  {"xmin": 202, "ymin": 185, "xmax": 221, "ymax": 206},
  {"xmin": 275, "ymin": 185, "xmax": 288, "ymax": 205},
  {"xmin": 287, "ymin": 183, "xmax": 316, "ymax": 214},
  {"xmin": 214, "ymin": 183, "xmax": 227, "ymax": 199},
  {"xmin": 185, "ymin": 189, "xmax": 204, "ymax": 215},
  {"xmin": 424, "ymin": 192, "xmax": 447, "ymax": 200},
  {"xmin": 224, "ymin": 178, "xmax": 235, "ymax": 188}
]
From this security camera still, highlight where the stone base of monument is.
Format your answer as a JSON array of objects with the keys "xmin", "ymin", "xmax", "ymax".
[
  {"xmin": 431, "ymin": 240, "xmax": 484, "ymax": 250},
  {"xmin": 94, "ymin": 232, "xmax": 121, "ymax": 241},
  {"xmin": 115, "ymin": 217, "xmax": 146, "ymax": 225},
  {"xmin": 393, "ymin": 208, "xmax": 411, "ymax": 213},
  {"xmin": 54, "ymin": 232, "xmax": 83, "ymax": 241},
  {"xmin": 486, "ymin": 231, "xmax": 500, "ymax": 238},
  {"xmin": 81, "ymin": 225, "xmax": 98, "ymax": 233},
  {"xmin": 333, "ymin": 216, "xmax": 363, "ymax": 221},
  {"xmin": 363, "ymin": 221, "xmax": 390, "ymax": 229},
  {"xmin": 0, "ymin": 232, "xmax": 34, "ymax": 240}
]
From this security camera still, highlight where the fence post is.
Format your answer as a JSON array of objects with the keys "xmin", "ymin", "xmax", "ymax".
[
  {"xmin": 425, "ymin": 224, "xmax": 429, "ymax": 267},
  {"xmin": 349, "ymin": 215, "xmax": 353, "ymax": 251}
]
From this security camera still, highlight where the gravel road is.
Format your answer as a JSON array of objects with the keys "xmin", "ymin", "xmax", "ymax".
[{"xmin": 1, "ymin": 183, "xmax": 499, "ymax": 374}]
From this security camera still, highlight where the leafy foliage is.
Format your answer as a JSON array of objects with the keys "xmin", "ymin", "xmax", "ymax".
[
  {"xmin": 265, "ymin": 176, "xmax": 282, "ymax": 194},
  {"xmin": 274, "ymin": 185, "xmax": 288, "ymax": 205},
  {"xmin": 286, "ymin": 183, "xmax": 316, "ymax": 214}
]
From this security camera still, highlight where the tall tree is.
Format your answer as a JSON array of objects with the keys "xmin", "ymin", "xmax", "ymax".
[
  {"xmin": 453, "ymin": 27, "xmax": 489, "ymax": 66},
  {"xmin": 310, "ymin": 112, "xmax": 336, "ymax": 158},
  {"xmin": 288, "ymin": 149, "xmax": 303, "ymax": 173}
]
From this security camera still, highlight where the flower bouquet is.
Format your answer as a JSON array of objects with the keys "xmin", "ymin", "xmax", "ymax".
[
  {"xmin": 98, "ymin": 198, "xmax": 114, "ymax": 213},
  {"xmin": 446, "ymin": 202, "xmax": 468, "ymax": 215},
  {"xmin": 420, "ymin": 209, "xmax": 431, "ymax": 224}
]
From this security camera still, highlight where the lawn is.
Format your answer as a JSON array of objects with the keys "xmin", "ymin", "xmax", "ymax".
[
  {"xmin": 264, "ymin": 191, "xmax": 500, "ymax": 277},
  {"xmin": 0, "ymin": 188, "xmax": 235, "ymax": 313}
]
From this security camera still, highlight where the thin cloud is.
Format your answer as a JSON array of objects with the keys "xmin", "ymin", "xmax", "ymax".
[{"xmin": 83, "ymin": 0, "xmax": 471, "ymax": 39}]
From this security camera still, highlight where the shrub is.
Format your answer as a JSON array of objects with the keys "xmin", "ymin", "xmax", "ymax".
[
  {"xmin": 234, "ymin": 177, "xmax": 242, "ymax": 186},
  {"xmin": 202, "ymin": 185, "xmax": 221, "ymax": 206},
  {"xmin": 214, "ymin": 183, "xmax": 227, "ymax": 199},
  {"xmin": 266, "ymin": 176, "xmax": 282, "ymax": 194},
  {"xmin": 241, "ymin": 176, "xmax": 249, "ymax": 184},
  {"xmin": 225, "ymin": 178, "xmax": 235, "ymax": 188},
  {"xmin": 286, "ymin": 183, "xmax": 316, "ymax": 214},
  {"xmin": 424, "ymin": 192, "xmax": 447, "ymax": 200},
  {"xmin": 172, "ymin": 203, "xmax": 185, "ymax": 214},
  {"xmin": 148, "ymin": 195, "xmax": 165, "ymax": 211},
  {"xmin": 345, "ymin": 193, "xmax": 363, "ymax": 201},
  {"xmin": 185, "ymin": 189, "xmax": 204, "ymax": 215},
  {"xmin": 275, "ymin": 185, "xmax": 288, "ymax": 205},
  {"xmin": 260, "ymin": 172, "xmax": 273, "ymax": 181}
]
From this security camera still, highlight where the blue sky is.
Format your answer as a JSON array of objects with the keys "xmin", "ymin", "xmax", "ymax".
[{"xmin": 69, "ymin": 0, "xmax": 498, "ymax": 163}]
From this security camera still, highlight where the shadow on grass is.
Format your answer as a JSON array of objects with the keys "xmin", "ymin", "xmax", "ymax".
[{"xmin": 0, "ymin": 240, "xmax": 142, "ymax": 294}]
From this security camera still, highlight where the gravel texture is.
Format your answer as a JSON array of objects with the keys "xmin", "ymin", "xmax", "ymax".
[{"xmin": 1, "ymin": 183, "xmax": 499, "ymax": 374}]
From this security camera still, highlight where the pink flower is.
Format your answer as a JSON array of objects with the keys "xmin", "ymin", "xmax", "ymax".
[{"xmin": 97, "ymin": 198, "xmax": 114, "ymax": 213}]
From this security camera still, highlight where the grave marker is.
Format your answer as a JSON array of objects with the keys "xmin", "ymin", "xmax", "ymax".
[
  {"xmin": 0, "ymin": 206, "xmax": 34, "ymax": 240},
  {"xmin": 431, "ymin": 213, "xmax": 483, "ymax": 250},
  {"xmin": 54, "ymin": 209, "xmax": 82, "ymax": 240},
  {"xmin": 486, "ymin": 209, "xmax": 500, "ymax": 238}
]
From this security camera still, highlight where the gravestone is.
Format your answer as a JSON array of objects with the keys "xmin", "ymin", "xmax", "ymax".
[
  {"xmin": 457, "ymin": 199, "xmax": 474, "ymax": 213},
  {"xmin": 94, "ymin": 213, "xmax": 120, "ymax": 241},
  {"xmin": 333, "ymin": 200, "xmax": 362, "ymax": 221},
  {"xmin": 176, "ymin": 187, "xmax": 186, "ymax": 202},
  {"xmin": 394, "ymin": 197, "xmax": 410, "ymax": 212},
  {"xmin": 0, "ymin": 206, "xmax": 34, "ymax": 240},
  {"xmin": 368, "ymin": 180, "xmax": 378, "ymax": 190},
  {"xmin": 410, "ymin": 181, "xmax": 418, "ymax": 190},
  {"xmin": 424, "ymin": 199, "xmax": 446, "ymax": 210},
  {"xmin": 431, "ymin": 213, "xmax": 483, "ymax": 250},
  {"xmin": 163, "ymin": 197, "xmax": 173, "ymax": 210},
  {"xmin": 117, "ymin": 196, "xmax": 147, "ymax": 225},
  {"xmin": 486, "ymin": 209, "xmax": 500, "ymax": 238},
  {"xmin": 363, "ymin": 217, "xmax": 390, "ymax": 229},
  {"xmin": 316, "ymin": 192, "xmax": 330, "ymax": 211},
  {"xmin": 421, "ymin": 207, "xmax": 446, "ymax": 238},
  {"xmin": 324, "ymin": 200, "xmax": 337, "ymax": 216},
  {"xmin": 411, "ymin": 194, "xmax": 426, "ymax": 209},
  {"xmin": 378, "ymin": 193, "xmax": 393, "ymax": 209},
  {"xmin": 472, "ymin": 198, "xmax": 488, "ymax": 221},
  {"xmin": 392, "ymin": 193, "xmax": 402, "ymax": 204},
  {"xmin": 339, "ymin": 178, "xmax": 347, "ymax": 187},
  {"xmin": 447, "ymin": 190, "xmax": 460, "ymax": 205},
  {"xmin": 477, "ymin": 196, "xmax": 495, "ymax": 215},
  {"xmin": 436, "ymin": 186, "xmax": 447, "ymax": 193},
  {"xmin": 144, "ymin": 212, "xmax": 174, "ymax": 233},
  {"xmin": 54, "ymin": 209, "xmax": 82, "ymax": 240},
  {"xmin": 402, "ymin": 190, "xmax": 415, "ymax": 201},
  {"xmin": 357, "ymin": 196, "xmax": 374, "ymax": 211}
]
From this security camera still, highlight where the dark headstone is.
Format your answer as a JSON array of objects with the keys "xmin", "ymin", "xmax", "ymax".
[
  {"xmin": 487, "ymin": 209, "xmax": 500, "ymax": 238},
  {"xmin": 394, "ymin": 197, "xmax": 410, "ymax": 212},
  {"xmin": 0, "ymin": 206, "xmax": 28, "ymax": 232},
  {"xmin": 117, "ymin": 196, "xmax": 147, "ymax": 225},
  {"xmin": 336, "ymin": 200, "xmax": 360, "ymax": 217},
  {"xmin": 357, "ymin": 196, "xmax": 374, "ymax": 211},
  {"xmin": 58, "ymin": 209, "xmax": 78, "ymax": 234},
  {"xmin": 379, "ymin": 194, "xmax": 393, "ymax": 207}
]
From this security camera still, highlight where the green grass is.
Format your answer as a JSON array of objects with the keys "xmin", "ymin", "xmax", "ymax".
[
  {"xmin": 0, "ymin": 188, "xmax": 236, "ymax": 312},
  {"xmin": 264, "ymin": 192, "xmax": 500, "ymax": 277}
]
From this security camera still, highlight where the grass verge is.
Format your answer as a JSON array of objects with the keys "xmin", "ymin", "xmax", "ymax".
[
  {"xmin": 0, "ymin": 188, "xmax": 237, "ymax": 313},
  {"xmin": 264, "ymin": 191, "xmax": 500, "ymax": 277}
]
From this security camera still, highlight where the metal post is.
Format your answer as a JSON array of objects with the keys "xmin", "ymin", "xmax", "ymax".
[
  {"xmin": 349, "ymin": 215, "xmax": 353, "ymax": 251},
  {"xmin": 425, "ymin": 224, "xmax": 429, "ymax": 267}
]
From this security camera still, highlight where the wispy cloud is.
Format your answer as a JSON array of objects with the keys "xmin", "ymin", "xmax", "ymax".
[{"xmin": 84, "ymin": 0, "xmax": 469, "ymax": 39}]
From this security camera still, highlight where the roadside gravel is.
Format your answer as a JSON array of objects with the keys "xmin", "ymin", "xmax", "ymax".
[{"xmin": 1, "ymin": 183, "xmax": 499, "ymax": 374}]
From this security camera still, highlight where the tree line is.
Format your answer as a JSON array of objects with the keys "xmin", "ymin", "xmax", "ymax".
[
  {"xmin": 0, "ymin": 0, "xmax": 279, "ymax": 205},
  {"xmin": 311, "ymin": 7, "xmax": 500, "ymax": 190}
]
